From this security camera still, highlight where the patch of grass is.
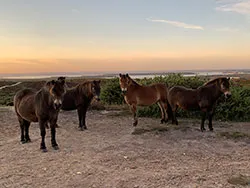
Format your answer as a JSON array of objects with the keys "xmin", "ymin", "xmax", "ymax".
[
  {"xmin": 228, "ymin": 174, "xmax": 250, "ymax": 186},
  {"xmin": 218, "ymin": 131, "xmax": 250, "ymax": 139},
  {"xmin": 132, "ymin": 126, "xmax": 169, "ymax": 135},
  {"xmin": 171, "ymin": 125, "xmax": 190, "ymax": 132}
]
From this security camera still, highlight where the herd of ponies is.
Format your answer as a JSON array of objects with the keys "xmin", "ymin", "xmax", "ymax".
[{"xmin": 13, "ymin": 74, "xmax": 231, "ymax": 152}]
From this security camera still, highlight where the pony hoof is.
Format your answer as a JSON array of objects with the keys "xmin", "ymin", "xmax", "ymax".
[
  {"xmin": 209, "ymin": 128, "xmax": 214, "ymax": 131},
  {"xmin": 201, "ymin": 128, "xmax": 206, "ymax": 132},
  {"xmin": 25, "ymin": 139, "xmax": 31, "ymax": 143},
  {"xmin": 41, "ymin": 148, "xmax": 48, "ymax": 153},
  {"xmin": 78, "ymin": 127, "xmax": 84, "ymax": 131},
  {"xmin": 133, "ymin": 122, "xmax": 138, "ymax": 127},
  {"xmin": 83, "ymin": 126, "xmax": 87, "ymax": 130},
  {"xmin": 21, "ymin": 140, "xmax": 26, "ymax": 144},
  {"xmin": 53, "ymin": 145, "xmax": 59, "ymax": 150},
  {"xmin": 161, "ymin": 120, "xmax": 164, "ymax": 124}
]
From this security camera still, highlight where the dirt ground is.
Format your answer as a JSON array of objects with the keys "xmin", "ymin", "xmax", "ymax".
[{"xmin": 0, "ymin": 107, "xmax": 249, "ymax": 188}]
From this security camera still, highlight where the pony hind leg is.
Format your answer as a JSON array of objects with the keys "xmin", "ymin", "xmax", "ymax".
[
  {"xmin": 200, "ymin": 110, "xmax": 207, "ymax": 132},
  {"xmin": 208, "ymin": 110, "xmax": 214, "ymax": 131},
  {"xmin": 24, "ymin": 120, "xmax": 31, "ymax": 143},
  {"xmin": 171, "ymin": 105, "xmax": 178, "ymax": 125},
  {"xmin": 18, "ymin": 117, "xmax": 25, "ymax": 144},
  {"xmin": 158, "ymin": 101, "xmax": 168, "ymax": 124}
]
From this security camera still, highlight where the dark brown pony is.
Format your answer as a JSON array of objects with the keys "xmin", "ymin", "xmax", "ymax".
[
  {"xmin": 119, "ymin": 73, "xmax": 170, "ymax": 126},
  {"xmin": 168, "ymin": 77, "xmax": 231, "ymax": 131},
  {"xmin": 61, "ymin": 80, "xmax": 101, "ymax": 131},
  {"xmin": 14, "ymin": 77, "xmax": 66, "ymax": 152}
]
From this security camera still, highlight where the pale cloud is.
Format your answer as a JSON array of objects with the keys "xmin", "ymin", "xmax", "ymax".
[
  {"xmin": 216, "ymin": 0, "xmax": 250, "ymax": 15},
  {"xmin": 214, "ymin": 27, "xmax": 239, "ymax": 32},
  {"xmin": 147, "ymin": 18, "xmax": 204, "ymax": 30}
]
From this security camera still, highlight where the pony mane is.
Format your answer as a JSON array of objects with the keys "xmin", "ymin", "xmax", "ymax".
[
  {"xmin": 203, "ymin": 77, "xmax": 225, "ymax": 86},
  {"xmin": 128, "ymin": 76, "xmax": 140, "ymax": 86}
]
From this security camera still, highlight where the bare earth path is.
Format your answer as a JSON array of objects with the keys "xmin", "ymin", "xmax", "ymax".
[
  {"xmin": 0, "ymin": 82, "xmax": 22, "ymax": 90},
  {"xmin": 0, "ymin": 107, "xmax": 249, "ymax": 188}
]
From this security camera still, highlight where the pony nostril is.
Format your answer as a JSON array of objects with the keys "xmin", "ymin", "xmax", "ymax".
[
  {"xmin": 54, "ymin": 103, "xmax": 62, "ymax": 110},
  {"xmin": 225, "ymin": 93, "xmax": 231, "ymax": 98}
]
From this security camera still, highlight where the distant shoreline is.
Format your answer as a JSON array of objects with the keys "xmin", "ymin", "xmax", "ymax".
[{"xmin": 0, "ymin": 69, "xmax": 250, "ymax": 80}]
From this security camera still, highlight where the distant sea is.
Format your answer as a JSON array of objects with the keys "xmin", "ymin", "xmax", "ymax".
[{"xmin": 0, "ymin": 70, "xmax": 249, "ymax": 80}]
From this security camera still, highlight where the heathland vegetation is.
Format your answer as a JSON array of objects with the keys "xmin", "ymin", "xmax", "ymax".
[{"xmin": 1, "ymin": 74, "xmax": 250, "ymax": 121}]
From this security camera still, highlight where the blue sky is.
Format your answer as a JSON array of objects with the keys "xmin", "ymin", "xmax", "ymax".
[{"xmin": 0, "ymin": 0, "xmax": 250, "ymax": 73}]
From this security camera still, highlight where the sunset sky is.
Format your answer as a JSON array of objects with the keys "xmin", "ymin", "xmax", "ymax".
[{"xmin": 0, "ymin": 0, "xmax": 250, "ymax": 74}]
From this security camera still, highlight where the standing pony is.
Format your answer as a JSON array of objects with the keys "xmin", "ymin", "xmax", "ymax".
[
  {"xmin": 14, "ymin": 77, "xmax": 66, "ymax": 152},
  {"xmin": 61, "ymin": 80, "xmax": 101, "ymax": 131},
  {"xmin": 168, "ymin": 77, "xmax": 231, "ymax": 131},
  {"xmin": 119, "ymin": 73, "xmax": 170, "ymax": 126}
]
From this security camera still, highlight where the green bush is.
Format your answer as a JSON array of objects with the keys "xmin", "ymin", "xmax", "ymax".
[
  {"xmin": 214, "ymin": 86, "xmax": 250, "ymax": 121},
  {"xmin": 100, "ymin": 78, "xmax": 124, "ymax": 105}
]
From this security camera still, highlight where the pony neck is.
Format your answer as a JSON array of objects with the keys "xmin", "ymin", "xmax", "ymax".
[
  {"xmin": 205, "ymin": 81, "xmax": 223, "ymax": 98},
  {"xmin": 77, "ymin": 82, "xmax": 93, "ymax": 99},
  {"xmin": 129, "ymin": 78, "xmax": 140, "ymax": 87}
]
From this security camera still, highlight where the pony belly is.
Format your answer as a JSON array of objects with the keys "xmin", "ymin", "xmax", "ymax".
[
  {"xmin": 19, "ymin": 110, "xmax": 38, "ymax": 122},
  {"xmin": 177, "ymin": 101, "xmax": 200, "ymax": 111},
  {"xmin": 17, "ymin": 102, "xmax": 38, "ymax": 122}
]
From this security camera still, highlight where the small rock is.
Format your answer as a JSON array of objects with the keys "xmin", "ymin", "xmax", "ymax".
[
  {"xmin": 76, "ymin": 172, "xmax": 82, "ymax": 175},
  {"xmin": 124, "ymin": 156, "xmax": 128, "ymax": 159}
]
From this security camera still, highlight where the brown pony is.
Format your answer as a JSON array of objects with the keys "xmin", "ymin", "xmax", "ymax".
[
  {"xmin": 61, "ymin": 80, "xmax": 101, "ymax": 131},
  {"xmin": 168, "ymin": 77, "xmax": 231, "ymax": 131},
  {"xmin": 14, "ymin": 77, "xmax": 66, "ymax": 152},
  {"xmin": 119, "ymin": 73, "xmax": 170, "ymax": 126}
]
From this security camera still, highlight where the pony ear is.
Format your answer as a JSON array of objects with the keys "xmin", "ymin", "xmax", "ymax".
[
  {"xmin": 51, "ymin": 80, "xmax": 56, "ymax": 85},
  {"xmin": 126, "ymin": 73, "xmax": 129, "ymax": 77},
  {"xmin": 58, "ymin": 77, "xmax": 66, "ymax": 84},
  {"xmin": 227, "ymin": 77, "xmax": 230, "ymax": 81},
  {"xmin": 97, "ymin": 80, "xmax": 101, "ymax": 84},
  {"xmin": 58, "ymin": 76, "xmax": 65, "ymax": 81},
  {"xmin": 119, "ymin": 73, "xmax": 122, "ymax": 77}
]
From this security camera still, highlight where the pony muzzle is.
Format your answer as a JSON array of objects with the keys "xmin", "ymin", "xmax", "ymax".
[
  {"xmin": 224, "ymin": 91, "xmax": 232, "ymax": 98},
  {"xmin": 95, "ymin": 95, "xmax": 101, "ymax": 101},
  {"xmin": 54, "ymin": 99, "xmax": 62, "ymax": 110},
  {"xmin": 121, "ymin": 88, "xmax": 127, "ymax": 94}
]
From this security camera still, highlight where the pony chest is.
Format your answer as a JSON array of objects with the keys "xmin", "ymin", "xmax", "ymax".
[{"xmin": 124, "ymin": 95, "xmax": 136, "ymax": 105}]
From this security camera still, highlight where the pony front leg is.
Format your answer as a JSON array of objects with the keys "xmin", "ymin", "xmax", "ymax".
[
  {"xmin": 77, "ymin": 107, "xmax": 84, "ymax": 131},
  {"xmin": 50, "ymin": 121, "xmax": 59, "ymax": 150},
  {"xmin": 130, "ymin": 104, "xmax": 138, "ymax": 126},
  {"xmin": 39, "ymin": 120, "xmax": 47, "ymax": 152},
  {"xmin": 81, "ymin": 105, "xmax": 88, "ymax": 130}
]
